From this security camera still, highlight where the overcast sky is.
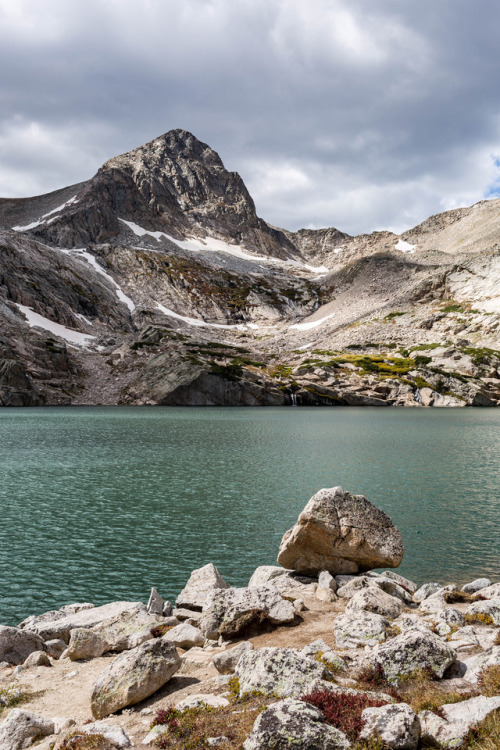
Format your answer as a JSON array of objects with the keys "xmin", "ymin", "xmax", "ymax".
[{"xmin": 1, "ymin": 0, "xmax": 500, "ymax": 235}]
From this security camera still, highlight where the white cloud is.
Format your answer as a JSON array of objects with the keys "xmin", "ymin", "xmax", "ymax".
[{"xmin": 0, "ymin": 0, "xmax": 500, "ymax": 233}]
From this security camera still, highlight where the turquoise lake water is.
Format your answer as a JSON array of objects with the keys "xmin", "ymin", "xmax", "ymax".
[{"xmin": 0, "ymin": 406, "xmax": 499, "ymax": 626}]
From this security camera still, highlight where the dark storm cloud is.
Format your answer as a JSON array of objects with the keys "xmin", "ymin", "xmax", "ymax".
[{"xmin": 1, "ymin": 0, "xmax": 500, "ymax": 234}]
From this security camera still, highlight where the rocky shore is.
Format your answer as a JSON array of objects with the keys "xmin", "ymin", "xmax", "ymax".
[{"xmin": 0, "ymin": 487, "xmax": 499, "ymax": 749}]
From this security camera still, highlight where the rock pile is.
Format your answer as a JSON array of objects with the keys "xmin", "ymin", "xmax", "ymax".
[{"xmin": 0, "ymin": 487, "xmax": 498, "ymax": 749}]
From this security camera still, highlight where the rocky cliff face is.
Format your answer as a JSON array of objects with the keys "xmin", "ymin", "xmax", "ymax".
[{"xmin": 1, "ymin": 129, "xmax": 500, "ymax": 407}]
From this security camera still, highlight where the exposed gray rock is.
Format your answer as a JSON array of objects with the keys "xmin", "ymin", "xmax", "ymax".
[
  {"xmin": 21, "ymin": 601, "xmax": 146, "ymax": 642},
  {"xmin": 173, "ymin": 607, "xmax": 202, "ymax": 621},
  {"xmin": 316, "ymin": 571, "xmax": 338, "ymax": 602},
  {"xmin": 66, "ymin": 627, "xmax": 110, "ymax": 661},
  {"xmin": 336, "ymin": 576, "xmax": 373, "ymax": 599},
  {"xmin": 380, "ymin": 571, "xmax": 417, "ymax": 594},
  {"xmin": 413, "ymin": 582, "xmax": 442, "ymax": 602},
  {"xmin": 162, "ymin": 623, "xmax": 205, "ymax": 649},
  {"xmin": 175, "ymin": 694, "xmax": 230, "ymax": 710},
  {"xmin": 474, "ymin": 583, "xmax": 500, "ymax": 600},
  {"xmin": 212, "ymin": 640, "xmax": 254, "ymax": 674},
  {"xmin": 334, "ymin": 611, "xmax": 389, "ymax": 649},
  {"xmin": 199, "ymin": 585, "xmax": 295, "ymax": 640},
  {"xmin": 419, "ymin": 695, "xmax": 500, "ymax": 748},
  {"xmin": 76, "ymin": 722, "xmax": 132, "ymax": 747},
  {"xmin": 0, "ymin": 626, "xmax": 46, "ymax": 666},
  {"xmin": 335, "ymin": 575, "xmax": 357, "ymax": 589},
  {"xmin": 90, "ymin": 638, "xmax": 181, "ymax": 719},
  {"xmin": 243, "ymin": 699, "xmax": 351, "ymax": 750},
  {"xmin": 435, "ymin": 607, "xmax": 465, "ymax": 628},
  {"xmin": 45, "ymin": 639, "xmax": 66, "ymax": 659},
  {"xmin": 147, "ymin": 587, "xmax": 164, "ymax": 616},
  {"xmin": 235, "ymin": 647, "xmax": 326, "ymax": 698},
  {"xmin": 277, "ymin": 487, "xmax": 404, "ymax": 575},
  {"xmin": 23, "ymin": 650, "xmax": 52, "ymax": 667},
  {"xmin": 91, "ymin": 606, "xmax": 165, "ymax": 651},
  {"xmin": 162, "ymin": 601, "xmax": 173, "ymax": 617},
  {"xmin": 248, "ymin": 566, "xmax": 292, "ymax": 587},
  {"xmin": 466, "ymin": 598, "xmax": 500, "ymax": 625},
  {"xmin": 418, "ymin": 591, "xmax": 448, "ymax": 614},
  {"xmin": 346, "ymin": 586, "xmax": 402, "ymax": 619},
  {"xmin": 393, "ymin": 614, "xmax": 432, "ymax": 634},
  {"xmin": 359, "ymin": 703, "xmax": 420, "ymax": 750},
  {"xmin": 448, "ymin": 626, "xmax": 480, "ymax": 651},
  {"xmin": 461, "ymin": 578, "xmax": 491, "ymax": 594},
  {"xmin": 60, "ymin": 603, "xmax": 94, "ymax": 614},
  {"xmin": 176, "ymin": 563, "xmax": 230, "ymax": 611},
  {"xmin": 370, "ymin": 628, "xmax": 457, "ymax": 685},
  {"xmin": 299, "ymin": 639, "xmax": 346, "ymax": 671},
  {"xmin": 0, "ymin": 709, "xmax": 54, "ymax": 750},
  {"xmin": 143, "ymin": 725, "xmax": 168, "ymax": 745},
  {"xmin": 462, "ymin": 646, "xmax": 500, "ymax": 683}
]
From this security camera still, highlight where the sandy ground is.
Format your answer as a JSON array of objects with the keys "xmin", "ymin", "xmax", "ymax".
[{"xmin": 0, "ymin": 594, "xmax": 344, "ymax": 747}]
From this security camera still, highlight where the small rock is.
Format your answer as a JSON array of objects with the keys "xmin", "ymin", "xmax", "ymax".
[
  {"xmin": 24, "ymin": 650, "xmax": 52, "ymax": 667},
  {"xmin": 66, "ymin": 627, "xmax": 110, "ymax": 660},
  {"xmin": 475, "ymin": 582, "xmax": 500, "ymax": 599},
  {"xmin": 462, "ymin": 646, "xmax": 500, "ymax": 683},
  {"xmin": 175, "ymin": 694, "xmax": 230, "ymax": 710},
  {"xmin": 466, "ymin": 598, "xmax": 500, "ymax": 625},
  {"xmin": 162, "ymin": 601, "xmax": 173, "ymax": 617},
  {"xmin": 143, "ymin": 724, "xmax": 168, "ymax": 745},
  {"xmin": 207, "ymin": 737, "xmax": 229, "ymax": 746},
  {"xmin": 294, "ymin": 599, "xmax": 306, "ymax": 612},
  {"xmin": 173, "ymin": 607, "xmax": 202, "ymax": 621},
  {"xmin": 359, "ymin": 703, "xmax": 420, "ymax": 750},
  {"xmin": 0, "ymin": 709, "xmax": 55, "ymax": 750},
  {"xmin": 379, "ymin": 571, "xmax": 418, "ymax": 595},
  {"xmin": 316, "ymin": 571, "xmax": 338, "ymax": 602},
  {"xmin": 413, "ymin": 582, "xmax": 442, "ymax": 602},
  {"xmin": 176, "ymin": 563, "xmax": 230, "ymax": 611},
  {"xmin": 334, "ymin": 611, "xmax": 389, "ymax": 649},
  {"xmin": 336, "ymin": 576, "xmax": 374, "ymax": 599},
  {"xmin": 461, "ymin": 578, "xmax": 491, "ymax": 594},
  {"xmin": 65, "ymin": 669, "xmax": 78, "ymax": 679},
  {"xmin": 90, "ymin": 638, "xmax": 181, "ymax": 719},
  {"xmin": 435, "ymin": 607, "xmax": 465, "ymax": 627},
  {"xmin": 243, "ymin": 699, "xmax": 351, "ymax": 750},
  {"xmin": 162, "ymin": 623, "xmax": 205, "ymax": 649},
  {"xmin": 248, "ymin": 565, "xmax": 292, "ymax": 587},
  {"xmin": 52, "ymin": 717, "xmax": 76, "ymax": 733},
  {"xmin": 45, "ymin": 639, "xmax": 67, "ymax": 659},
  {"xmin": 147, "ymin": 587, "xmax": 164, "ymax": 616},
  {"xmin": 0, "ymin": 626, "xmax": 47, "ymax": 665},
  {"xmin": 59, "ymin": 603, "xmax": 94, "ymax": 614},
  {"xmin": 212, "ymin": 640, "xmax": 254, "ymax": 674},
  {"xmin": 299, "ymin": 639, "xmax": 346, "ymax": 672},
  {"xmin": 77, "ymin": 721, "xmax": 132, "ymax": 747},
  {"xmin": 346, "ymin": 586, "xmax": 402, "ymax": 619}
]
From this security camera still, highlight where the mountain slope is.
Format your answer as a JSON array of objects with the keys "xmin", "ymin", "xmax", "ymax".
[{"xmin": 1, "ymin": 129, "xmax": 500, "ymax": 407}]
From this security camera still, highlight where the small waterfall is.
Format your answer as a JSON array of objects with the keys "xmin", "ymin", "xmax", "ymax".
[{"xmin": 290, "ymin": 389, "xmax": 297, "ymax": 406}]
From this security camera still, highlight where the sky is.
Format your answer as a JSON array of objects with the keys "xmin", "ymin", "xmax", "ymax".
[{"xmin": 1, "ymin": 0, "xmax": 500, "ymax": 235}]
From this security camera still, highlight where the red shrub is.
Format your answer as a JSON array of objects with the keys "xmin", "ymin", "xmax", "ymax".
[{"xmin": 301, "ymin": 689, "xmax": 389, "ymax": 741}]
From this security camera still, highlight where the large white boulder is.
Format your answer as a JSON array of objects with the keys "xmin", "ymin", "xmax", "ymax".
[
  {"xmin": 277, "ymin": 486, "xmax": 404, "ymax": 576},
  {"xmin": 0, "ymin": 709, "xmax": 54, "ymax": 750},
  {"xmin": 90, "ymin": 638, "xmax": 181, "ymax": 719},
  {"xmin": 0, "ymin": 626, "xmax": 47, "ymax": 666},
  {"xmin": 334, "ymin": 611, "xmax": 389, "ymax": 649},
  {"xmin": 346, "ymin": 586, "xmax": 402, "ymax": 619}
]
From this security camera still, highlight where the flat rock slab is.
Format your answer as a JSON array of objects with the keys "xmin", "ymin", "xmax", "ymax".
[
  {"xmin": 466, "ymin": 598, "xmax": 500, "ymax": 625},
  {"xmin": 0, "ymin": 626, "xmax": 46, "ymax": 666},
  {"xmin": 243, "ymin": 699, "xmax": 351, "ymax": 750},
  {"xmin": 235, "ymin": 647, "xmax": 326, "ymax": 698},
  {"xmin": 277, "ymin": 486, "xmax": 404, "ymax": 575},
  {"xmin": 346, "ymin": 586, "xmax": 402, "ymax": 619},
  {"xmin": 21, "ymin": 601, "xmax": 147, "ymax": 643},
  {"xmin": 91, "ymin": 638, "xmax": 181, "ymax": 719},
  {"xmin": 334, "ymin": 611, "xmax": 389, "ymax": 649}
]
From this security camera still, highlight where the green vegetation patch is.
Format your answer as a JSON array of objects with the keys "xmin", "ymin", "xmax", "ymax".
[{"xmin": 384, "ymin": 311, "xmax": 406, "ymax": 320}]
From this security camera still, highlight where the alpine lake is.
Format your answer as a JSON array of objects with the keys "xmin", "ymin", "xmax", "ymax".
[{"xmin": 1, "ymin": 406, "xmax": 499, "ymax": 626}]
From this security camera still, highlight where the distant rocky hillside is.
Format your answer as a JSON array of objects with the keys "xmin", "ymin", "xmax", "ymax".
[{"xmin": 1, "ymin": 128, "xmax": 500, "ymax": 407}]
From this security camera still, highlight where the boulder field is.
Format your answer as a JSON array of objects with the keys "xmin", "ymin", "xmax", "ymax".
[{"xmin": 0, "ymin": 488, "xmax": 498, "ymax": 749}]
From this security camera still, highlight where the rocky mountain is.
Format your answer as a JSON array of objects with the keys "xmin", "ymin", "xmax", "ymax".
[{"xmin": 1, "ymin": 128, "xmax": 500, "ymax": 407}]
